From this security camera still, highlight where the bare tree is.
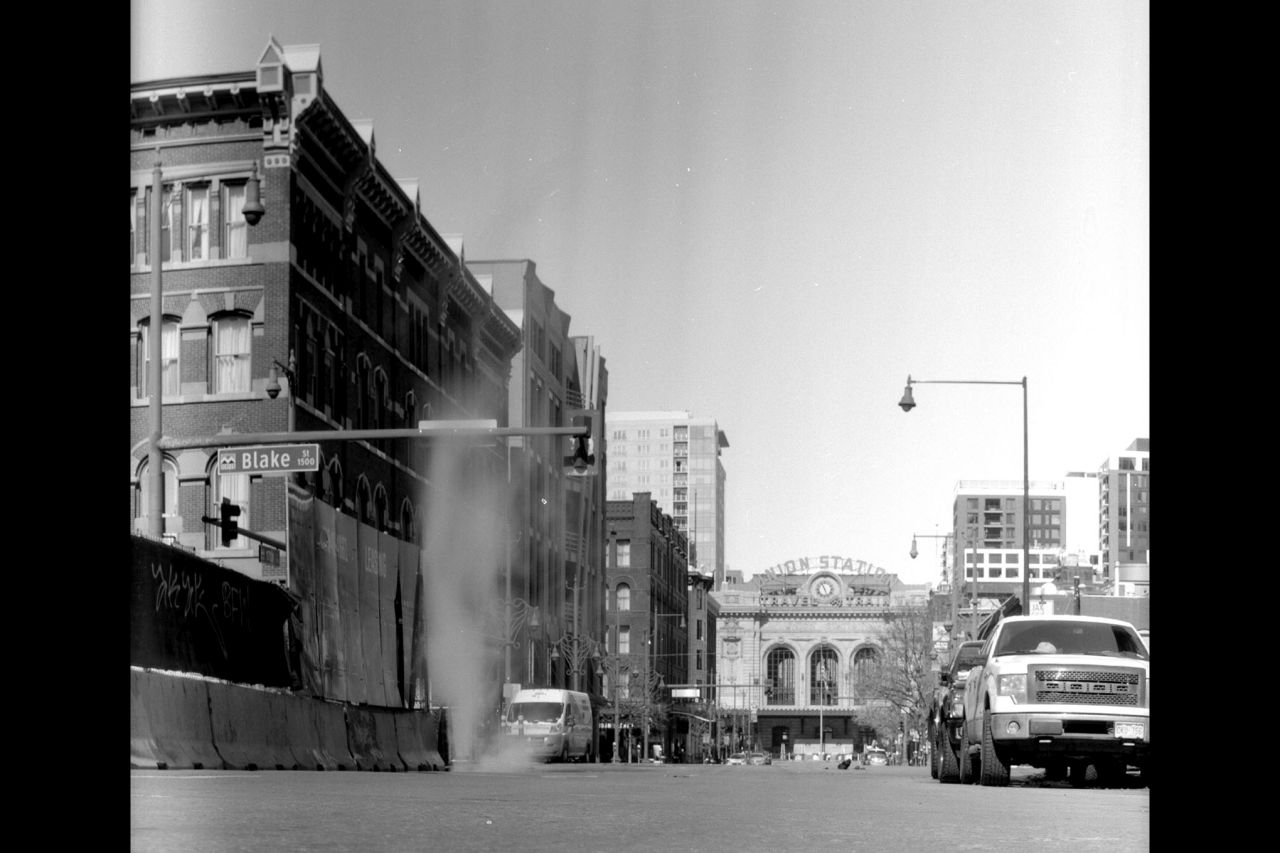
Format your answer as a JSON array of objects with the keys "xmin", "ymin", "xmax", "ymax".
[{"xmin": 853, "ymin": 605, "xmax": 938, "ymax": 737}]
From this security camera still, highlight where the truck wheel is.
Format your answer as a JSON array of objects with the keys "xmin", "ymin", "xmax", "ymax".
[
  {"xmin": 1069, "ymin": 760, "xmax": 1091, "ymax": 787},
  {"xmin": 938, "ymin": 729, "xmax": 960, "ymax": 784},
  {"xmin": 979, "ymin": 712, "xmax": 1010, "ymax": 787},
  {"xmin": 929, "ymin": 724, "xmax": 939, "ymax": 779},
  {"xmin": 958, "ymin": 723, "xmax": 974, "ymax": 784}
]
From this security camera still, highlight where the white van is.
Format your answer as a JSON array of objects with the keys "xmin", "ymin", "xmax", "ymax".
[{"xmin": 502, "ymin": 688, "xmax": 595, "ymax": 762}]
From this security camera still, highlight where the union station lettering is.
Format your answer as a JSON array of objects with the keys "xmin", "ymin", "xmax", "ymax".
[{"xmin": 764, "ymin": 555, "xmax": 888, "ymax": 576}]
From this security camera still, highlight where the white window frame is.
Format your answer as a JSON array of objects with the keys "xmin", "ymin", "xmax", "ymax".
[
  {"xmin": 186, "ymin": 184, "xmax": 210, "ymax": 261},
  {"xmin": 212, "ymin": 314, "xmax": 252, "ymax": 393},
  {"xmin": 222, "ymin": 182, "xmax": 248, "ymax": 259},
  {"xmin": 141, "ymin": 318, "xmax": 180, "ymax": 398}
]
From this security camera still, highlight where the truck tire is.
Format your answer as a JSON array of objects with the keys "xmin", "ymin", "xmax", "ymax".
[
  {"xmin": 979, "ymin": 711, "xmax": 1010, "ymax": 786},
  {"xmin": 938, "ymin": 729, "xmax": 960, "ymax": 784},
  {"xmin": 958, "ymin": 722, "xmax": 975, "ymax": 784},
  {"xmin": 929, "ymin": 723, "xmax": 939, "ymax": 779}
]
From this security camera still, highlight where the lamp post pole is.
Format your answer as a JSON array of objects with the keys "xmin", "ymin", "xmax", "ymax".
[
  {"xmin": 899, "ymin": 376, "xmax": 1031, "ymax": 615},
  {"xmin": 148, "ymin": 154, "xmax": 165, "ymax": 539}
]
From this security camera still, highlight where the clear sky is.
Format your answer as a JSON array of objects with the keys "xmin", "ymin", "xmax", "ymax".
[{"xmin": 133, "ymin": 0, "xmax": 1149, "ymax": 588}]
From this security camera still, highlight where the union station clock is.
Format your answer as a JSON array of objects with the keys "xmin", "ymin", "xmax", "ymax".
[{"xmin": 811, "ymin": 576, "xmax": 840, "ymax": 603}]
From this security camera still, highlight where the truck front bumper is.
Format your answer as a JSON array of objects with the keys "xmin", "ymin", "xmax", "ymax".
[{"xmin": 988, "ymin": 711, "xmax": 1149, "ymax": 762}]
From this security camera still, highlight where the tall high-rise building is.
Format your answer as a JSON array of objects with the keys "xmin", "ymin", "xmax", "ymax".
[
  {"xmin": 1099, "ymin": 438, "xmax": 1149, "ymax": 591},
  {"xmin": 606, "ymin": 411, "xmax": 729, "ymax": 587}
]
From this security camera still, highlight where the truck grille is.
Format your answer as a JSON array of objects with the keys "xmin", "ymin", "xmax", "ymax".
[{"xmin": 1030, "ymin": 666, "xmax": 1144, "ymax": 707}]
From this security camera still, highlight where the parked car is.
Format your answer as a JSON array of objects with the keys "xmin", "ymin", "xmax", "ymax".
[
  {"xmin": 725, "ymin": 752, "xmax": 747, "ymax": 766},
  {"xmin": 864, "ymin": 748, "xmax": 888, "ymax": 766},
  {"xmin": 746, "ymin": 752, "xmax": 772, "ymax": 766}
]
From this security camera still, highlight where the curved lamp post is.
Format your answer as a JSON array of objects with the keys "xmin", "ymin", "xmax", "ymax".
[{"xmin": 899, "ymin": 375, "xmax": 1030, "ymax": 617}]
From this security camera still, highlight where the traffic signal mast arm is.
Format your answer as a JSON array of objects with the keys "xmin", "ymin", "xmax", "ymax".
[{"xmin": 158, "ymin": 422, "xmax": 587, "ymax": 451}]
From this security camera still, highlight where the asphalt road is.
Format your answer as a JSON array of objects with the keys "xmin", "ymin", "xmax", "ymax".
[{"xmin": 131, "ymin": 760, "xmax": 1149, "ymax": 852}]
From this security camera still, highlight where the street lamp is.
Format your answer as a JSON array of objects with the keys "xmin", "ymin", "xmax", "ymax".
[
  {"xmin": 910, "ymin": 530, "xmax": 962, "ymax": 645},
  {"xmin": 265, "ymin": 350, "xmax": 297, "ymax": 432},
  {"xmin": 899, "ymin": 375, "xmax": 1031, "ymax": 616},
  {"xmin": 147, "ymin": 152, "xmax": 264, "ymax": 539}
]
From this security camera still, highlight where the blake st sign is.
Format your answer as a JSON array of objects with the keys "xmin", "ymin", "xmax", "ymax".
[{"xmin": 218, "ymin": 444, "xmax": 320, "ymax": 475}]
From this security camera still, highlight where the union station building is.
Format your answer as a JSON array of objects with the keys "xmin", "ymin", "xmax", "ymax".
[{"xmin": 711, "ymin": 557, "xmax": 929, "ymax": 758}]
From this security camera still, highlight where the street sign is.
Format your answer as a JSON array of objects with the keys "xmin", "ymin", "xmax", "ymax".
[
  {"xmin": 219, "ymin": 444, "xmax": 320, "ymax": 475},
  {"xmin": 672, "ymin": 688, "xmax": 700, "ymax": 699}
]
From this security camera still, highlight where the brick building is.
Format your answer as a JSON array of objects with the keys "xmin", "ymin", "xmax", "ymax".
[{"xmin": 130, "ymin": 37, "xmax": 521, "ymax": 582}]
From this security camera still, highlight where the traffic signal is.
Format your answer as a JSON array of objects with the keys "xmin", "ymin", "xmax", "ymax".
[
  {"xmin": 219, "ymin": 498, "xmax": 242, "ymax": 546},
  {"xmin": 563, "ymin": 410, "xmax": 596, "ymax": 476}
]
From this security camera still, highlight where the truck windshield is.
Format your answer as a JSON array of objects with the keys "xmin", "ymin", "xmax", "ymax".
[
  {"xmin": 507, "ymin": 702, "xmax": 564, "ymax": 723},
  {"xmin": 995, "ymin": 620, "xmax": 1148, "ymax": 659}
]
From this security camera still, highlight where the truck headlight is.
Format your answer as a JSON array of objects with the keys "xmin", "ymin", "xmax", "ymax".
[{"xmin": 997, "ymin": 674, "xmax": 1027, "ymax": 704}]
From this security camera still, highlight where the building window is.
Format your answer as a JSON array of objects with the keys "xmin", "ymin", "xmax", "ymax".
[
  {"xmin": 130, "ymin": 191, "xmax": 137, "ymax": 265},
  {"xmin": 616, "ymin": 584, "xmax": 631, "ymax": 612},
  {"xmin": 186, "ymin": 185, "xmax": 210, "ymax": 261},
  {"xmin": 616, "ymin": 541, "xmax": 631, "ymax": 568},
  {"xmin": 811, "ymin": 648, "xmax": 838, "ymax": 705},
  {"xmin": 618, "ymin": 626, "xmax": 630, "ymax": 655},
  {"xmin": 212, "ymin": 314, "xmax": 251, "ymax": 393},
  {"xmin": 139, "ymin": 317, "xmax": 180, "ymax": 397},
  {"xmin": 222, "ymin": 182, "xmax": 248, "ymax": 258},
  {"xmin": 214, "ymin": 472, "xmax": 249, "ymax": 549},
  {"xmin": 766, "ymin": 648, "xmax": 796, "ymax": 705},
  {"xmin": 696, "ymin": 619, "xmax": 703, "ymax": 640},
  {"xmin": 136, "ymin": 457, "xmax": 178, "ymax": 530}
]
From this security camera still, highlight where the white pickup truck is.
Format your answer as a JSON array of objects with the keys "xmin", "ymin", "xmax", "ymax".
[{"xmin": 958, "ymin": 615, "xmax": 1149, "ymax": 787}]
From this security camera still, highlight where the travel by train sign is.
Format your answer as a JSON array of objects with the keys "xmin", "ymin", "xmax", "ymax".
[{"xmin": 218, "ymin": 444, "xmax": 320, "ymax": 475}]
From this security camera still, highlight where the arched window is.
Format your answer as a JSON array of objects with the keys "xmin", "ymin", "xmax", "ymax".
[
  {"xmin": 211, "ymin": 313, "xmax": 251, "ymax": 393},
  {"xmin": 851, "ymin": 647, "xmax": 880, "ymax": 699},
  {"xmin": 135, "ymin": 456, "xmax": 178, "ymax": 531},
  {"xmin": 321, "ymin": 456, "xmax": 343, "ymax": 508},
  {"xmin": 356, "ymin": 477, "xmax": 373, "ymax": 525},
  {"xmin": 810, "ymin": 646, "xmax": 839, "ymax": 706},
  {"xmin": 138, "ymin": 316, "xmax": 180, "ymax": 398},
  {"xmin": 615, "ymin": 583, "xmax": 631, "ymax": 612},
  {"xmin": 374, "ymin": 484, "xmax": 389, "ymax": 532},
  {"xmin": 400, "ymin": 499, "xmax": 416, "ymax": 543},
  {"xmin": 766, "ymin": 647, "xmax": 796, "ymax": 705}
]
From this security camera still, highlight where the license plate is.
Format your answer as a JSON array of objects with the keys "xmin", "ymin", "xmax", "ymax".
[{"xmin": 1114, "ymin": 723, "xmax": 1144, "ymax": 739}]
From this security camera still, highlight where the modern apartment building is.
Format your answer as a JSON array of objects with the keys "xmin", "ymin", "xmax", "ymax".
[
  {"xmin": 606, "ymin": 411, "xmax": 730, "ymax": 587},
  {"xmin": 950, "ymin": 480, "xmax": 1080, "ymax": 601},
  {"xmin": 1099, "ymin": 438, "xmax": 1150, "ymax": 593}
]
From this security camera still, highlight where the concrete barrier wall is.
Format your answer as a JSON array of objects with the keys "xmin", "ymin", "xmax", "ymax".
[
  {"xmin": 312, "ymin": 698, "xmax": 355, "ymax": 770},
  {"xmin": 130, "ymin": 668, "xmax": 222, "ymax": 769},
  {"xmin": 206, "ymin": 680, "xmax": 299, "ymax": 770},
  {"xmin": 131, "ymin": 668, "xmax": 446, "ymax": 772},
  {"xmin": 345, "ymin": 706, "xmax": 402, "ymax": 771},
  {"xmin": 393, "ymin": 709, "xmax": 445, "ymax": 770}
]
